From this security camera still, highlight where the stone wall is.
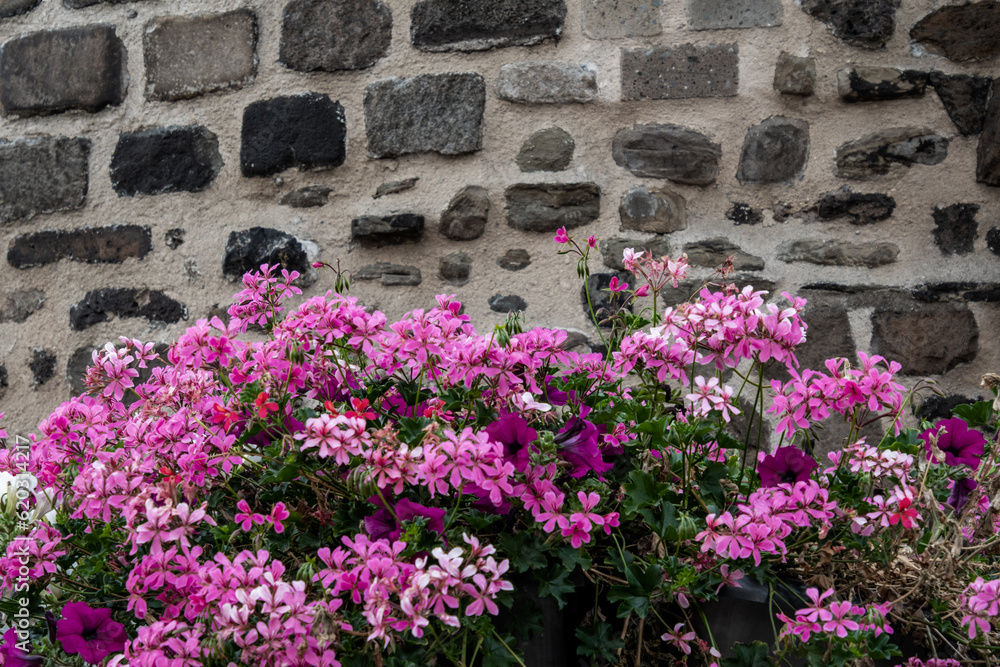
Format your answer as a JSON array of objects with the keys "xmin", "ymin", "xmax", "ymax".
[{"xmin": 0, "ymin": 0, "xmax": 999, "ymax": 434}]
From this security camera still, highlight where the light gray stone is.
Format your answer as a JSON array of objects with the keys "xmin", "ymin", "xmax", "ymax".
[
  {"xmin": 0, "ymin": 288, "xmax": 44, "ymax": 323},
  {"xmin": 439, "ymin": 252, "xmax": 471, "ymax": 286},
  {"xmin": 516, "ymin": 127, "xmax": 574, "ymax": 172},
  {"xmin": 777, "ymin": 239, "xmax": 899, "ymax": 267},
  {"xmin": 835, "ymin": 127, "xmax": 949, "ymax": 180},
  {"xmin": 687, "ymin": 0, "xmax": 781, "ymax": 30},
  {"xmin": 496, "ymin": 62, "xmax": 597, "ymax": 104},
  {"xmin": 505, "ymin": 183, "xmax": 600, "ymax": 233},
  {"xmin": 498, "ymin": 249, "xmax": 531, "ymax": 271},
  {"xmin": 356, "ymin": 262, "xmax": 422, "ymax": 286},
  {"xmin": 600, "ymin": 237, "xmax": 671, "ymax": 270},
  {"xmin": 621, "ymin": 44, "xmax": 738, "ymax": 100},
  {"xmin": 619, "ymin": 186, "xmax": 686, "ymax": 234},
  {"xmin": 280, "ymin": 0, "xmax": 391, "ymax": 72},
  {"xmin": 613, "ymin": 124, "xmax": 721, "ymax": 185},
  {"xmin": 836, "ymin": 66, "xmax": 927, "ymax": 103},
  {"xmin": 440, "ymin": 186, "xmax": 489, "ymax": 240},
  {"xmin": 736, "ymin": 116, "xmax": 809, "ymax": 184},
  {"xmin": 773, "ymin": 52, "xmax": 815, "ymax": 96},
  {"xmin": 683, "ymin": 239, "xmax": 764, "ymax": 271},
  {"xmin": 0, "ymin": 136, "xmax": 90, "ymax": 225},
  {"xmin": 582, "ymin": 0, "xmax": 662, "ymax": 39}
]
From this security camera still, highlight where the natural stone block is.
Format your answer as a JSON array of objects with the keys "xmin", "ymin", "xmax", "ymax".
[
  {"xmin": 871, "ymin": 301, "xmax": 978, "ymax": 375},
  {"xmin": 773, "ymin": 52, "xmax": 815, "ymax": 96},
  {"xmin": 489, "ymin": 294, "xmax": 527, "ymax": 313},
  {"xmin": 496, "ymin": 62, "xmax": 597, "ymax": 104},
  {"xmin": 612, "ymin": 124, "xmax": 721, "ymax": 185},
  {"xmin": 582, "ymin": 0, "xmax": 661, "ymax": 39},
  {"xmin": 600, "ymin": 237, "xmax": 671, "ymax": 271},
  {"xmin": 279, "ymin": 186, "xmax": 331, "ymax": 208},
  {"xmin": 0, "ymin": 0, "xmax": 39, "ymax": 18},
  {"xmin": 223, "ymin": 227, "xmax": 318, "ymax": 284},
  {"xmin": 977, "ymin": 95, "xmax": 1000, "ymax": 186},
  {"xmin": 621, "ymin": 44, "xmax": 738, "ymax": 100},
  {"xmin": 165, "ymin": 228, "xmax": 184, "ymax": 249},
  {"xmin": 516, "ymin": 127, "xmax": 574, "ymax": 172},
  {"xmin": 687, "ymin": 0, "xmax": 781, "ymax": 30},
  {"xmin": 505, "ymin": 183, "xmax": 600, "ymax": 233},
  {"xmin": 439, "ymin": 252, "xmax": 471, "ymax": 286},
  {"xmin": 835, "ymin": 127, "xmax": 949, "ymax": 180},
  {"xmin": 0, "ymin": 136, "xmax": 89, "ymax": 225},
  {"xmin": 736, "ymin": 116, "xmax": 809, "ymax": 184},
  {"xmin": 777, "ymin": 239, "xmax": 899, "ymax": 267},
  {"xmin": 281, "ymin": 0, "xmax": 391, "ymax": 72},
  {"xmin": 374, "ymin": 178, "xmax": 418, "ymax": 198},
  {"xmin": 241, "ymin": 93, "xmax": 346, "ymax": 177},
  {"xmin": 498, "ymin": 249, "xmax": 531, "ymax": 271},
  {"xmin": 799, "ymin": 0, "xmax": 899, "ymax": 49},
  {"xmin": 29, "ymin": 348, "xmax": 55, "ymax": 387},
  {"xmin": 988, "ymin": 227, "xmax": 1000, "ymax": 256},
  {"xmin": 0, "ymin": 25, "xmax": 126, "ymax": 117},
  {"xmin": 356, "ymin": 262, "xmax": 422, "ymax": 286},
  {"xmin": 619, "ymin": 186, "xmax": 686, "ymax": 234},
  {"xmin": 793, "ymin": 295, "xmax": 856, "ymax": 375},
  {"xmin": 837, "ymin": 66, "xmax": 927, "ymax": 102},
  {"xmin": 911, "ymin": 2, "xmax": 1000, "ymax": 62},
  {"xmin": 111, "ymin": 126, "xmax": 223, "ymax": 196},
  {"xmin": 365, "ymin": 74, "xmax": 485, "ymax": 158},
  {"xmin": 582, "ymin": 272, "xmax": 631, "ymax": 324},
  {"xmin": 684, "ymin": 239, "xmax": 764, "ymax": 271},
  {"xmin": 70, "ymin": 288, "xmax": 187, "ymax": 331},
  {"xmin": 932, "ymin": 203, "xmax": 979, "ymax": 256},
  {"xmin": 928, "ymin": 72, "xmax": 992, "ymax": 137},
  {"xmin": 916, "ymin": 394, "xmax": 981, "ymax": 422},
  {"xmin": 813, "ymin": 187, "xmax": 895, "ymax": 225},
  {"xmin": 727, "ymin": 203, "xmax": 763, "ymax": 226},
  {"xmin": 352, "ymin": 214, "xmax": 424, "ymax": 247},
  {"xmin": 411, "ymin": 0, "xmax": 565, "ymax": 52},
  {"xmin": 65, "ymin": 0, "xmax": 148, "ymax": 6},
  {"xmin": 0, "ymin": 288, "xmax": 44, "ymax": 323},
  {"xmin": 912, "ymin": 282, "xmax": 1000, "ymax": 303},
  {"xmin": 441, "ymin": 186, "xmax": 489, "ymax": 241},
  {"xmin": 8, "ymin": 225, "xmax": 152, "ymax": 268}
]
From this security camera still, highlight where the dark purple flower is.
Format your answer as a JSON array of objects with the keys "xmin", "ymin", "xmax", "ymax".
[
  {"xmin": 757, "ymin": 447, "xmax": 818, "ymax": 487},
  {"xmin": 462, "ymin": 483, "xmax": 512, "ymax": 514},
  {"xmin": 365, "ymin": 498, "xmax": 447, "ymax": 541},
  {"xmin": 947, "ymin": 478, "xmax": 978, "ymax": 513},
  {"xmin": 921, "ymin": 418, "xmax": 985, "ymax": 469},
  {"xmin": 56, "ymin": 602, "xmax": 127, "ymax": 664},
  {"xmin": 364, "ymin": 507, "xmax": 396, "ymax": 541},
  {"xmin": 555, "ymin": 417, "xmax": 613, "ymax": 478},
  {"xmin": 0, "ymin": 629, "xmax": 43, "ymax": 667},
  {"xmin": 543, "ymin": 375, "xmax": 571, "ymax": 407},
  {"xmin": 485, "ymin": 413, "xmax": 537, "ymax": 471}
]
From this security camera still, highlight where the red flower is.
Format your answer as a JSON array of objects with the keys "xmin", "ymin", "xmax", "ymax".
[
  {"xmin": 254, "ymin": 392, "xmax": 278, "ymax": 418},
  {"xmin": 211, "ymin": 403, "xmax": 240, "ymax": 431},
  {"xmin": 888, "ymin": 498, "xmax": 920, "ymax": 529},
  {"xmin": 346, "ymin": 397, "xmax": 376, "ymax": 420},
  {"xmin": 323, "ymin": 400, "xmax": 340, "ymax": 416}
]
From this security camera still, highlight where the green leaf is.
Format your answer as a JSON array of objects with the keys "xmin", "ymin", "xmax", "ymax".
[
  {"xmin": 575, "ymin": 621, "xmax": 625, "ymax": 663},
  {"xmin": 275, "ymin": 462, "xmax": 301, "ymax": 482},
  {"xmin": 638, "ymin": 499, "xmax": 678, "ymax": 542},
  {"xmin": 622, "ymin": 470, "xmax": 659, "ymax": 515},
  {"xmin": 953, "ymin": 400, "xmax": 995, "ymax": 428},
  {"xmin": 537, "ymin": 570, "xmax": 575, "ymax": 609},
  {"xmin": 698, "ymin": 461, "xmax": 730, "ymax": 507},
  {"xmin": 608, "ymin": 562, "xmax": 662, "ymax": 618},
  {"xmin": 557, "ymin": 546, "xmax": 592, "ymax": 572},
  {"xmin": 720, "ymin": 641, "xmax": 774, "ymax": 667},
  {"xmin": 497, "ymin": 533, "xmax": 547, "ymax": 573},
  {"xmin": 481, "ymin": 631, "xmax": 524, "ymax": 667}
]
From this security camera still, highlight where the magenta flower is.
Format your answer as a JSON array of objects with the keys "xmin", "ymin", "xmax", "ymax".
[
  {"xmin": 920, "ymin": 417, "xmax": 985, "ymax": 469},
  {"xmin": 365, "ymin": 498, "xmax": 447, "ymax": 541},
  {"xmin": 485, "ymin": 412, "xmax": 537, "ymax": 470},
  {"xmin": 0, "ymin": 629, "xmax": 43, "ymax": 667},
  {"xmin": 554, "ymin": 417, "xmax": 613, "ymax": 478},
  {"xmin": 757, "ymin": 447, "xmax": 818, "ymax": 487},
  {"xmin": 266, "ymin": 502, "xmax": 290, "ymax": 534},
  {"xmin": 56, "ymin": 602, "xmax": 127, "ymax": 664},
  {"xmin": 553, "ymin": 227, "xmax": 570, "ymax": 244},
  {"xmin": 947, "ymin": 478, "xmax": 978, "ymax": 513}
]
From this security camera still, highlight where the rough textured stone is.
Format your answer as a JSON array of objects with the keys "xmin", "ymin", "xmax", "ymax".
[
  {"xmin": 111, "ymin": 126, "xmax": 222, "ymax": 197},
  {"xmin": 505, "ymin": 183, "xmax": 600, "ymax": 233},
  {"xmin": 911, "ymin": 2, "xmax": 1000, "ymax": 62},
  {"xmin": 241, "ymin": 93, "xmax": 346, "ymax": 177},
  {"xmin": 835, "ymin": 127, "xmax": 949, "ymax": 180},
  {"xmin": 977, "ymin": 95, "xmax": 1000, "ymax": 186},
  {"xmin": 498, "ymin": 249, "xmax": 531, "ymax": 271},
  {"xmin": 64, "ymin": 0, "xmax": 148, "ymax": 6},
  {"xmin": 928, "ymin": 72, "xmax": 992, "ymax": 137},
  {"xmin": 932, "ymin": 203, "xmax": 979, "ymax": 256},
  {"xmin": 165, "ymin": 228, "xmax": 184, "ymax": 249},
  {"xmin": 795, "ymin": 298, "xmax": 856, "ymax": 376},
  {"xmin": 356, "ymin": 262, "xmax": 422, "ymax": 286},
  {"xmin": 912, "ymin": 282, "xmax": 1000, "ymax": 303},
  {"xmin": 0, "ymin": 288, "xmax": 44, "ymax": 323},
  {"xmin": 687, "ymin": 0, "xmax": 781, "ymax": 30},
  {"xmin": 773, "ymin": 52, "xmax": 815, "ymax": 96},
  {"xmin": 813, "ymin": 187, "xmax": 895, "ymax": 225},
  {"xmin": 837, "ymin": 66, "xmax": 927, "ymax": 102},
  {"xmin": 411, "ymin": 0, "xmax": 565, "ymax": 52},
  {"xmin": 67, "ymin": 346, "xmax": 97, "ymax": 395},
  {"xmin": 988, "ymin": 227, "xmax": 1000, "ymax": 256},
  {"xmin": 440, "ymin": 186, "xmax": 489, "ymax": 240},
  {"xmin": 69, "ymin": 288, "xmax": 187, "ymax": 331},
  {"xmin": 279, "ymin": 186, "xmax": 331, "ymax": 208},
  {"xmin": 917, "ymin": 394, "xmax": 980, "ymax": 422},
  {"xmin": 736, "ymin": 117, "xmax": 809, "ymax": 184},
  {"xmin": 29, "ymin": 348, "xmax": 55, "ymax": 387},
  {"xmin": 351, "ymin": 214, "xmax": 424, "ymax": 247},
  {"xmin": 0, "ymin": 137, "xmax": 89, "ymax": 225},
  {"xmin": 799, "ymin": 0, "xmax": 899, "ymax": 49},
  {"xmin": 612, "ymin": 124, "xmax": 721, "ymax": 185},
  {"xmin": 582, "ymin": 0, "xmax": 661, "ymax": 39},
  {"xmin": 8, "ymin": 225, "xmax": 152, "ymax": 268},
  {"xmin": 0, "ymin": 25, "xmax": 127, "ymax": 117},
  {"xmin": 621, "ymin": 44, "xmax": 738, "ymax": 100},
  {"xmin": 871, "ymin": 302, "xmax": 978, "ymax": 375},
  {"xmin": 439, "ymin": 252, "xmax": 471, "ymax": 286},
  {"xmin": 489, "ymin": 294, "xmax": 528, "ymax": 313},
  {"xmin": 280, "ymin": 0, "xmax": 391, "ymax": 72},
  {"xmin": 619, "ymin": 186, "xmax": 686, "ymax": 234},
  {"xmin": 582, "ymin": 272, "xmax": 631, "ymax": 324},
  {"xmin": 223, "ymin": 227, "xmax": 318, "ymax": 284},
  {"xmin": 374, "ymin": 178, "xmax": 417, "ymax": 198},
  {"xmin": 516, "ymin": 127, "xmax": 574, "ymax": 172},
  {"xmin": 496, "ymin": 62, "xmax": 597, "ymax": 104},
  {"xmin": 0, "ymin": 365, "xmax": 6, "ymax": 403},
  {"xmin": 777, "ymin": 239, "xmax": 899, "ymax": 267},
  {"xmin": 0, "ymin": 0, "xmax": 39, "ymax": 18},
  {"xmin": 727, "ymin": 203, "xmax": 762, "ymax": 226},
  {"xmin": 683, "ymin": 239, "xmax": 764, "ymax": 271},
  {"xmin": 600, "ymin": 237, "xmax": 671, "ymax": 270},
  {"xmin": 144, "ymin": 10, "xmax": 258, "ymax": 101},
  {"xmin": 365, "ymin": 74, "xmax": 485, "ymax": 158}
]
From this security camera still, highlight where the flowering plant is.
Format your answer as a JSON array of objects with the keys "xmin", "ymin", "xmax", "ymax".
[{"xmin": 0, "ymin": 227, "xmax": 998, "ymax": 667}]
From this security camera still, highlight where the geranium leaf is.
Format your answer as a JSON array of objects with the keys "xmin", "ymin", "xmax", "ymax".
[{"xmin": 953, "ymin": 400, "xmax": 994, "ymax": 428}]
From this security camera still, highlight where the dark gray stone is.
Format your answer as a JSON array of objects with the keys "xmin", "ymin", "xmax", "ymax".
[
  {"xmin": 241, "ymin": 93, "xmax": 346, "ymax": 176},
  {"xmin": 932, "ymin": 203, "xmax": 979, "ymax": 256},
  {"xmin": 612, "ymin": 124, "xmax": 721, "ymax": 185},
  {"xmin": 489, "ymin": 294, "xmax": 528, "ymax": 313},
  {"xmin": 439, "ymin": 252, "xmax": 471, "ymax": 286},
  {"xmin": 813, "ymin": 187, "xmax": 895, "ymax": 225},
  {"xmin": 928, "ymin": 72, "xmax": 992, "ymax": 137},
  {"xmin": 0, "ymin": 364, "xmax": 6, "ymax": 403},
  {"xmin": 144, "ymin": 10, "xmax": 258, "ymax": 101},
  {"xmin": 600, "ymin": 237, "xmax": 671, "ymax": 270},
  {"xmin": 582, "ymin": 272, "xmax": 631, "ymax": 325},
  {"xmin": 365, "ymin": 73, "xmax": 485, "ymax": 158},
  {"xmin": 165, "ymin": 228, "xmax": 184, "ymax": 249},
  {"xmin": 795, "ymin": 297, "xmax": 855, "ymax": 376},
  {"xmin": 111, "ymin": 126, "xmax": 223, "ymax": 197},
  {"xmin": 988, "ymin": 227, "xmax": 1000, "ymax": 256},
  {"xmin": 871, "ymin": 301, "xmax": 978, "ymax": 375},
  {"xmin": 498, "ymin": 249, "xmax": 531, "ymax": 271},
  {"xmin": 70, "ymin": 288, "xmax": 187, "ymax": 331},
  {"xmin": 496, "ymin": 62, "xmax": 597, "ymax": 104},
  {"xmin": 374, "ymin": 178, "xmax": 418, "ymax": 198},
  {"xmin": 516, "ymin": 127, "xmax": 574, "ymax": 172},
  {"xmin": 67, "ymin": 345, "xmax": 97, "ymax": 395},
  {"xmin": 916, "ymin": 394, "xmax": 981, "ymax": 422},
  {"xmin": 621, "ymin": 44, "xmax": 738, "ymax": 100},
  {"xmin": 0, "ymin": 136, "xmax": 90, "ymax": 225},
  {"xmin": 977, "ymin": 95, "xmax": 1000, "ymax": 186},
  {"xmin": 356, "ymin": 262, "xmax": 422, "ymax": 286},
  {"xmin": 441, "ymin": 186, "xmax": 489, "ymax": 240},
  {"xmin": 835, "ymin": 127, "xmax": 949, "ymax": 180},
  {"xmin": 0, "ymin": 288, "xmax": 44, "ymax": 323},
  {"xmin": 687, "ymin": 0, "xmax": 781, "ymax": 29},
  {"xmin": 683, "ymin": 239, "xmax": 764, "ymax": 271},
  {"xmin": 912, "ymin": 282, "xmax": 1000, "ymax": 303},
  {"xmin": 777, "ymin": 239, "xmax": 899, "ymax": 267},
  {"xmin": 727, "ymin": 203, "xmax": 762, "ymax": 226},
  {"xmin": 773, "ymin": 52, "xmax": 816, "ymax": 96},
  {"xmin": 736, "ymin": 116, "xmax": 809, "ymax": 184},
  {"xmin": 505, "ymin": 183, "xmax": 600, "ymax": 232},
  {"xmin": 0, "ymin": 0, "xmax": 39, "ymax": 18},
  {"xmin": 837, "ymin": 66, "xmax": 927, "ymax": 102},
  {"xmin": 619, "ymin": 186, "xmax": 686, "ymax": 234},
  {"xmin": 911, "ymin": 2, "xmax": 1000, "ymax": 62},
  {"xmin": 351, "ymin": 214, "xmax": 424, "ymax": 247},
  {"xmin": 411, "ymin": 0, "xmax": 565, "ymax": 52},
  {"xmin": 8, "ymin": 225, "xmax": 152, "ymax": 268},
  {"xmin": 29, "ymin": 348, "xmax": 55, "ymax": 388},
  {"xmin": 64, "ymin": 0, "xmax": 148, "ymax": 6},
  {"xmin": 0, "ymin": 25, "xmax": 127, "ymax": 117},
  {"xmin": 582, "ymin": 0, "xmax": 661, "ymax": 39},
  {"xmin": 280, "ymin": 0, "xmax": 391, "ymax": 72},
  {"xmin": 799, "ymin": 0, "xmax": 899, "ymax": 49},
  {"xmin": 223, "ymin": 227, "xmax": 317, "ymax": 284},
  {"xmin": 279, "ymin": 186, "xmax": 332, "ymax": 208}
]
